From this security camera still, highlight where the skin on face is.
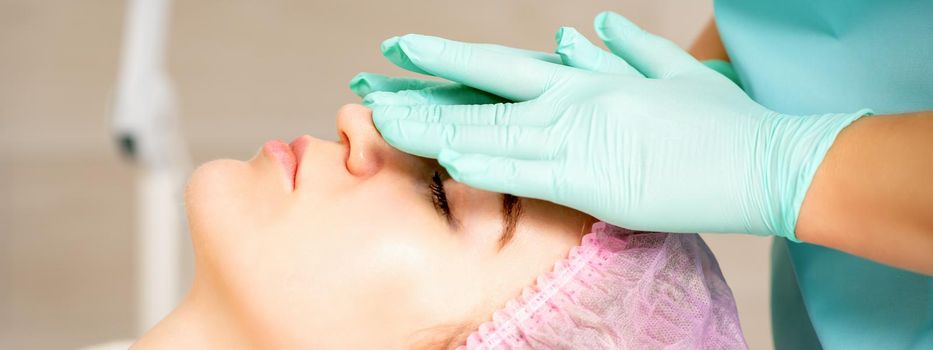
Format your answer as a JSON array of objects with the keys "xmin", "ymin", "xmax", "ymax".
[{"xmin": 136, "ymin": 104, "xmax": 593, "ymax": 349}]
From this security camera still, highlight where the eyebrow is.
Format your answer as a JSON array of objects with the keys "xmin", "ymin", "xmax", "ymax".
[{"xmin": 497, "ymin": 194, "xmax": 523, "ymax": 250}]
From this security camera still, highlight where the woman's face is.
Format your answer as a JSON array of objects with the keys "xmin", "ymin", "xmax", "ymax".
[{"xmin": 185, "ymin": 104, "xmax": 593, "ymax": 349}]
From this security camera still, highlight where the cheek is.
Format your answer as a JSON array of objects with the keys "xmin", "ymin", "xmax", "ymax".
[
  {"xmin": 287, "ymin": 187, "xmax": 447, "ymax": 289},
  {"xmin": 231, "ymin": 200, "xmax": 457, "ymax": 345},
  {"xmin": 303, "ymin": 185, "xmax": 474, "ymax": 321},
  {"xmin": 446, "ymin": 184, "xmax": 505, "ymax": 251}
]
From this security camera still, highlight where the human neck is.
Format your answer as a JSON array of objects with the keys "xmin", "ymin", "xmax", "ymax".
[{"xmin": 131, "ymin": 282, "xmax": 252, "ymax": 350}]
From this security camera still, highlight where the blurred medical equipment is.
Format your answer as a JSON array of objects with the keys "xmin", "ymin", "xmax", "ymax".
[
  {"xmin": 461, "ymin": 223, "xmax": 746, "ymax": 349},
  {"xmin": 111, "ymin": 0, "xmax": 190, "ymax": 334}
]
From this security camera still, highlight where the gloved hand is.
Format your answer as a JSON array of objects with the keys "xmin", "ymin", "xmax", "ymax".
[
  {"xmin": 350, "ymin": 40, "xmax": 562, "ymax": 106},
  {"xmin": 350, "ymin": 27, "xmax": 742, "ymax": 106},
  {"xmin": 364, "ymin": 11, "xmax": 869, "ymax": 239}
]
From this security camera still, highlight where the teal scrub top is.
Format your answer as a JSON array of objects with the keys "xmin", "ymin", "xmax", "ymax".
[{"xmin": 714, "ymin": 0, "xmax": 933, "ymax": 349}]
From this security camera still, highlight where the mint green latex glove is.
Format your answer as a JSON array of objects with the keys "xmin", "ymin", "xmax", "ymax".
[
  {"xmin": 368, "ymin": 12, "xmax": 870, "ymax": 239},
  {"xmin": 350, "ymin": 27, "xmax": 742, "ymax": 106},
  {"xmin": 350, "ymin": 41, "xmax": 563, "ymax": 106}
]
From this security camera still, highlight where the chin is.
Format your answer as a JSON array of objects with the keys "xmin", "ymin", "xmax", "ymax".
[{"xmin": 184, "ymin": 159, "xmax": 254, "ymax": 244}]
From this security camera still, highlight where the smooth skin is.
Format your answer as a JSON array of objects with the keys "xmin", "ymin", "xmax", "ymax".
[
  {"xmin": 132, "ymin": 104, "xmax": 593, "ymax": 349},
  {"xmin": 358, "ymin": 13, "xmax": 933, "ymax": 275}
]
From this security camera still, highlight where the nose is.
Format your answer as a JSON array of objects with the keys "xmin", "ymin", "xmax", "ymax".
[{"xmin": 336, "ymin": 104, "xmax": 391, "ymax": 177}]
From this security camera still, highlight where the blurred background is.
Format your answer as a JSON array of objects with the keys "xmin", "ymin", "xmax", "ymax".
[{"xmin": 0, "ymin": 0, "xmax": 773, "ymax": 348}]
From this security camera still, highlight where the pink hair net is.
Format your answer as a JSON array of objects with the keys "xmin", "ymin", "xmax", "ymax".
[{"xmin": 459, "ymin": 222, "xmax": 747, "ymax": 349}]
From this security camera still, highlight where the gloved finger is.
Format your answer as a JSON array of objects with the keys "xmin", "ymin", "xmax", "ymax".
[
  {"xmin": 382, "ymin": 36, "xmax": 431, "ymax": 75},
  {"xmin": 383, "ymin": 34, "xmax": 575, "ymax": 101},
  {"xmin": 382, "ymin": 36, "xmax": 563, "ymax": 76},
  {"xmin": 438, "ymin": 149, "xmax": 558, "ymax": 201},
  {"xmin": 349, "ymin": 72, "xmax": 447, "ymax": 97},
  {"xmin": 474, "ymin": 43, "xmax": 563, "ymax": 65},
  {"xmin": 363, "ymin": 91, "xmax": 424, "ymax": 107},
  {"xmin": 372, "ymin": 99, "xmax": 550, "ymax": 127},
  {"xmin": 701, "ymin": 59, "xmax": 743, "ymax": 88},
  {"xmin": 363, "ymin": 85, "xmax": 505, "ymax": 107},
  {"xmin": 374, "ymin": 106, "xmax": 557, "ymax": 159},
  {"xmin": 362, "ymin": 59, "xmax": 743, "ymax": 104},
  {"xmin": 554, "ymin": 26, "xmax": 640, "ymax": 75},
  {"xmin": 594, "ymin": 11, "xmax": 703, "ymax": 79}
]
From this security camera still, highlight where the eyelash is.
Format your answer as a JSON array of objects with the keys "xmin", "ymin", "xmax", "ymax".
[{"xmin": 430, "ymin": 170, "xmax": 453, "ymax": 222}]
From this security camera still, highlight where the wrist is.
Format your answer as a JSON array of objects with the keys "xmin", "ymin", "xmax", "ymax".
[{"xmin": 761, "ymin": 109, "xmax": 873, "ymax": 240}]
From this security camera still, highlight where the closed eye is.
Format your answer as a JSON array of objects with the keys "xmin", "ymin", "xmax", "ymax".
[
  {"xmin": 430, "ymin": 170, "xmax": 458, "ymax": 228},
  {"xmin": 427, "ymin": 169, "xmax": 522, "ymax": 248}
]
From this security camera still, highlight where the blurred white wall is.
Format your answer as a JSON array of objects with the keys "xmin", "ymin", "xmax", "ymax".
[{"xmin": 0, "ymin": 0, "xmax": 772, "ymax": 349}]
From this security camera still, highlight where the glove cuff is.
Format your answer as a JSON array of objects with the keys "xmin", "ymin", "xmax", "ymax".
[{"xmin": 764, "ymin": 109, "xmax": 873, "ymax": 241}]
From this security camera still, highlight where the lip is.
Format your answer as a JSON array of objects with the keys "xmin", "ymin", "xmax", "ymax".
[
  {"xmin": 262, "ymin": 138, "xmax": 300, "ymax": 190},
  {"xmin": 290, "ymin": 135, "xmax": 311, "ymax": 186},
  {"xmin": 289, "ymin": 135, "xmax": 310, "ymax": 170}
]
